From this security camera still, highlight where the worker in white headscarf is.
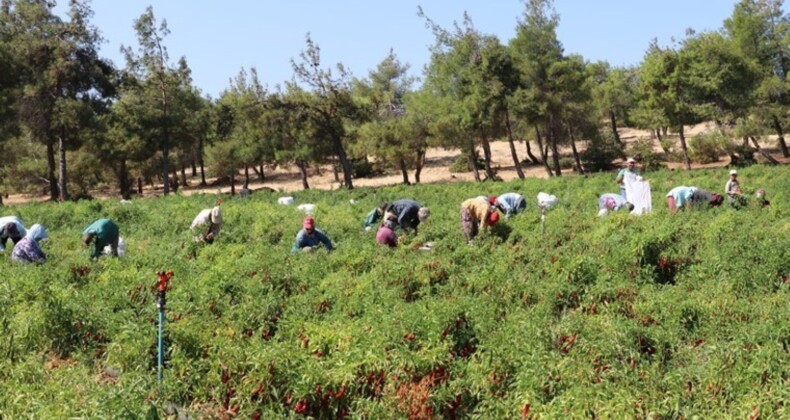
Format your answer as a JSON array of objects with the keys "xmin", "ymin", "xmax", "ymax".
[
  {"xmin": 191, "ymin": 199, "xmax": 224, "ymax": 243},
  {"xmin": 11, "ymin": 224, "xmax": 48, "ymax": 263}
]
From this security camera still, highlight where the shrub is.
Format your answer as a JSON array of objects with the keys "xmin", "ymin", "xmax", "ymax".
[
  {"xmin": 581, "ymin": 135, "xmax": 621, "ymax": 172},
  {"xmin": 558, "ymin": 157, "xmax": 575, "ymax": 170},
  {"xmin": 728, "ymin": 144, "xmax": 757, "ymax": 168},
  {"xmin": 349, "ymin": 158, "xmax": 378, "ymax": 178},
  {"xmin": 689, "ymin": 131, "xmax": 726, "ymax": 163},
  {"xmin": 450, "ymin": 153, "xmax": 484, "ymax": 173},
  {"xmin": 629, "ymin": 138, "xmax": 665, "ymax": 172}
]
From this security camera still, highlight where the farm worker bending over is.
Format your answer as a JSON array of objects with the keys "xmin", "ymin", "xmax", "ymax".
[
  {"xmin": 615, "ymin": 158, "xmax": 638, "ymax": 198},
  {"xmin": 597, "ymin": 193, "xmax": 634, "ymax": 217},
  {"xmin": 82, "ymin": 218, "xmax": 120, "ymax": 259},
  {"xmin": 0, "ymin": 215, "xmax": 26, "ymax": 252},
  {"xmin": 12, "ymin": 224, "xmax": 47, "ymax": 263},
  {"xmin": 191, "ymin": 199, "xmax": 223, "ymax": 243},
  {"xmin": 383, "ymin": 199, "xmax": 430, "ymax": 234},
  {"xmin": 725, "ymin": 170, "xmax": 744, "ymax": 207},
  {"xmin": 666, "ymin": 186, "xmax": 723, "ymax": 214},
  {"xmin": 292, "ymin": 217, "xmax": 333, "ymax": 253},
  {"xmin": 363, "ymin": 203, "xmax": 388, "ymax": 231},
  {"xmin": 376, "ymin": 216, "xmax": 398, "ymax": 248},
  {"xmin": 461, "ymin": 197, "xmax": 500, "ymax": 242},
  {"xmin": 496, "ymin": 193, "xmax": 527, "ymax": 218}
]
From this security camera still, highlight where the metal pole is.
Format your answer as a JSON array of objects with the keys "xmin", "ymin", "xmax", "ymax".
[{"xmin": 540, "ymin": 206, "xmax": 546, "ymax": 235}]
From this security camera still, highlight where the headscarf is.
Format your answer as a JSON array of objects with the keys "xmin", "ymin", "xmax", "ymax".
[
  {"xmin": 418, "ymin": 207, "xmax": 431, "ymax": 222},
  {"xmin": 25, "ymin": 224, "xmax": 48, "ymax": 242},
  {"xmin": 210, "ymin": 206, "xmax": 223, "ymax": 225}
]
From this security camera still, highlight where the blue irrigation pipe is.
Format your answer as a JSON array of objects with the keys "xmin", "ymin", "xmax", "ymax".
[{"xmin": 156, "ymin": 271, "xmax": 173, "ymax": 384}]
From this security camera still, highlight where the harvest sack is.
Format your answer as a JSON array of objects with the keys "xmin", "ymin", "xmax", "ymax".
[
  {"xmin": 297, "ymin": 204, "xmax": 316, "ymax": 215},
  {"xmin": 103, "ymin": 236, "xmax": 126, "ymax": 256},
  {"xmin": 278, "ymin": 197, "xmax": 295, "ymax": 205},
  {"xmin": 537, "ymin": 192, "xmax": 558, "ymax": 209},
  {"xmin": 624, "ymin": 173, "xmax": 652, "ymax": 215}
]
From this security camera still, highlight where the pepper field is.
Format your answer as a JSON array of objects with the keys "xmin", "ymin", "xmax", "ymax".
[{"xmin": 0, "ymin": 166, "xmax": 788, "ymax": 418}]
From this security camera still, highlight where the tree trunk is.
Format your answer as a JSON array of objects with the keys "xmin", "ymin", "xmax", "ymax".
[
  {"xmin": 480, "ymin": 134, "xmax": 497, "ymax": 181},
  {"xmin": 548, "ymin": 119, "xmax": 562, "ymax": 177},
  {"xmin": 662, "ymin": 127, "xmax": 668, "ymax": 137},
  {"xmin": 162, "ymin": 140, "xmax": 170, "ymax": 195},
  {"xmin": 58, "ymin": 126, "xmax": 68, "ymax": 200},
  {"xmin": 297, "ymin": 160, "xmax": 310, "ymax": 190},
  {"xmin": 399, "ymin": 159, "xmax": 411, "ymax": 185},
  {"xmin": 230, "ymin": 172, "xmax": 236, "ymax": 195},
  {"xmin": 171, "ymin": 165, "xmax": 179, "ymax": 193},
  {"xmin": 534, "ymin": 126, "xmax": 553, "ymax": 177},
  {"xmin": 191, "ymin": 160, "xmax": 197, "ymax": 177},
  {"xmin": 119, "ymin": 159, "xmax": 130, "ymax": 199},
  {"xmin": 610, "ymin": 110, "xmax": 623, "ymax": 152},
  {"xmin": 568, "ymin": 124, "xmax": 584, "ymax": 174},
  {"xmin": 333, "ymin": 136, "xmax": 354, "ymax": 189},
  {"xmin": 198, "ymin": 137, "xmax": 207, "ymax": 186},
  {"xmin": 468, "ymin": 138, "xmax": 481, "ymax": 182},
  {"xmin": 259, "ymin": 162, "xmax": 265, "ymax": 181},
  {"xmin": 414, "ymin": 149, "xmax": 426, "ymax": 184},
  {"xmin": 46, "ymin": 138, "xmax": 57, "ymax": 200},
  {"xmin": 525, "ymin": 139, "xmax": 540, "ymax": 164},
  {"xmin": 656, "ymin": 129, "xmax": 670, "ymax": 155},
  {"xmin": 749, "ymin": 136, "xmax": 780, "ymax": 164},
  {"xmin": 505, "ymin": 110, "xmax": 525, "ymax": 179},
  {"xmin": 678, "ymin": 125, "xmax": 691, "ymax": 170},
  {"xmin": 180, "ymin": 164, "xmax": 188, "ymax": 187},
  {"xmin": 772, "ymin": 115, "xmax": 790, "ymax": 158},
  {"xmin": 332, "ymin": 159, "xmax": 340, "ymax": 182},
  {"xmin": 138, "ymin": 176, "xmax": 143, "ymax": 195}
]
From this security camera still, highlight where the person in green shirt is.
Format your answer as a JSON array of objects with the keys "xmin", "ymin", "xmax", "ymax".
[
  {"xmin": 615, "ymin": 158, "xmax": 638, "ymax": 198},
  {"xmin": 82, "ymin": 218, "xmax": 120, "ymax": 259},
  {"xmin": 363, "ymin": 203, "xmax": 388, "ymax": 231}
]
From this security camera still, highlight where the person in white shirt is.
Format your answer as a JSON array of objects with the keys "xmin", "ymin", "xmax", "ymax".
[
  {"xmin": 191, "ymin": 199, "xmax": 223, "ymax": 243},
  {"xmin": 724, "ymin": 170, "xmax": 743, "ymax": 207}
]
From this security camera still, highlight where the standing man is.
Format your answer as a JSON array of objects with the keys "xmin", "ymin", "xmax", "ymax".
[
  {"xmin": 82, "ymin": 218, "xmax": 120, "ymax": 259},
  {"xmin": 615, "ymin": 158, "xmax": 638, "ymax": 198},
  {"xmin": 292, "ymin": 217, "xmax": 334, "ymax": 253},
  {"xmin": 725, "ymin": 170, "xmax": 743, "ymax": 207}
]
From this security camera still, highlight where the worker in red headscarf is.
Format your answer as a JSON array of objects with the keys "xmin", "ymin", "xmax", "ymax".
[
  {"xmin": 460, "ymin": 197, "xmax": 500, "ymax": 242},
  {"xmin": 291, "ymin": 216, "xmax": 334, "ymax": 253}
]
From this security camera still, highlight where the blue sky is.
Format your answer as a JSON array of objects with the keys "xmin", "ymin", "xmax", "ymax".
[{"xmin": 55, "ymin": 1, "xmax": 764, "ymax": 98}]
